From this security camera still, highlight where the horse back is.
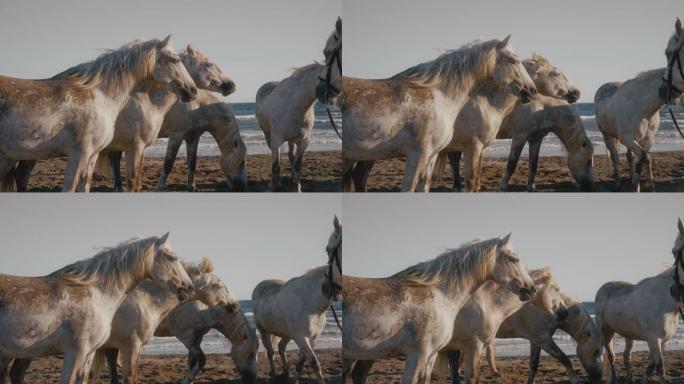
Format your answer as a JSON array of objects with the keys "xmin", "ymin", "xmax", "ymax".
[
  {"xmin": 251, "ymin": 279, "xmax": 286, "ymax": 302},
  {"xmin": 339, "ymin": 77, "xmax": 434, "ymax": 112},
  {"xmin": 593, "ymin": 82, "xmax": 621, "ymax": 106},
  {"xmin": 0, "ymin": 76, "xmax": 90, "ymax": 112}
]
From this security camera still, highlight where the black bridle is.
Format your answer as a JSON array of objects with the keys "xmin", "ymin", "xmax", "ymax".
[
  {"xmin": 662, "ymin": 42, "xmax": 684, "ymax": 140},
  {"xmin": 319, "ymin": 35, "xmax": 343, "ymax": 140},
  {"xmin": 671, "ymin": 247, "xmax": 684, "ymax": 319},
  {"xmin": 324, "ymin": 240, "xmax": 343, "ymax": 330}
]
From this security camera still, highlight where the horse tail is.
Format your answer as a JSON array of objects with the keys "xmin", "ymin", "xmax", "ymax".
[
  {"xmin": 95, "ymin": 152, "xmax": 112, "ymax": 178},
  {"xmin": 1, "ymin": 165, "xmax": 16, "ymax": 192},
  {"xmin": 433, "ymin": 351, "xmax": 450, "ymax": 379},
  {"xmin": 432, "ymin": 152, "xmax": 448, "ymax": 180},
  {"xmin": 90, "ymin": 349, "xmax": 106, "ymax": 379}
]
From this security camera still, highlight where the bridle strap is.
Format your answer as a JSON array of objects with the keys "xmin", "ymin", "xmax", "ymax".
[
  {"xmin": 319, "ymin": 38, "xmax": 343, "ymax": 140},
  {"xmin": 672, "ymin": 248, "xmax": 684, "ymax": 320},
  {"xmin": 326, "ymin": 243, "xmax": 343, "ymax": 331}
]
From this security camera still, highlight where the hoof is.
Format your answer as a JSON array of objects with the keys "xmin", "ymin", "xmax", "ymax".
[
  {"xmin": 526, "ymin": 184, "xmax": 536, "ymax": 192},
  {"xmin": 187, "ymin": 184, "xmax": 197, "ymax": 192}
]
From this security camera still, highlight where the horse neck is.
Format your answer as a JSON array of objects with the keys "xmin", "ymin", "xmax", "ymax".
[
  {"xmin": 144, "ymin": 84, "xmax": 181, "ymax": 115},
  {"xmin": 301, "ymin": 267, "xmax": 332, "ymax": 313},
  {"xmin": 136, "ymin": 280, "xmax": 181, "ymax": 318},
  {"xmin": 483, "ymin": 281, "xmax": 528, "ymax": 319},
  {"xmin": 485, "ymin": 88, "xmax": 521, "ymax": 117},
  {"xmin": 287, "ymin": 65, "xmax": 322, "ymax": 115},
  {"xmin": 558, "ymin": 300, "xmax": 592, "ymax": 342},
  {"xmin": 202, "ymin": 101, "xmax": 241, "ymax": 156},
  {"xmin": 546, "ymin": 104, "xmax": 587, "ymax": 153},
  {"xmin": 632, "ymin": 69, "xmax": 667, "ymax": 117},
  {"xmin": 215, "ymin": 309, "xmax": 251, "ymax": 344}
]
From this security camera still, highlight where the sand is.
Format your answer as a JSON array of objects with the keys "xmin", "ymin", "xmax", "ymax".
[
  {"xmin": 21, "ymin": 151, "xmax": 342, "ymax": 192},
  {"xmin": 18, "ymin": 349, "xmax": 684, "ymax": 383},
  {"xmin": 358, "ymin": 350, "xmax": 684, "ymax": 383},
  {"xmin": 16, "ymin": 349, "xmax": 342, "ymax": 384},
  {"xmin": 356, "ymin": 151, "xmax": 684, "ymax": 192}
]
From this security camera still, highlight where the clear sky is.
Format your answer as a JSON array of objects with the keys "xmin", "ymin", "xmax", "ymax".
[
  {"xmin": 344, "ymin": 0, "xmax": 684, "ymax": 102},
  {"xmin": 0, "ymin": 0, "xmax": 341, "ymax": 102},
  {"xmin": 0, "ymin": 195, "xmax": 341, "ymax": 299},
  {"xmin": 343, "ymin": 194, "xmax": 681, "ymax": 301}
]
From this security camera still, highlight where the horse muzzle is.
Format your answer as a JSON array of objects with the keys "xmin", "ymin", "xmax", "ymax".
[
  {"xmin": 515, "ymin": 284, "xmax": 536, "ymax": 301},
  {"xmin": 223, "ymin": 302, "xmax": 240, "ymax": 313},
  {"xmin": 239, "ymin": 368, "xmax": 257, "ymax": 384},
  {"xmin": 221, "ymin": 80, "xmax": 236, "ymax": 97},
  {"xmin": 518, "ymin": 86, "xmax": 537, "ymax": 104},
  {"xmin": 225, "ymin": 164, "xmax": 247, "ymax": 192},
  {"xmin": 584, "ymin": 362, "xmax": 603, "ymax": 383},
  {"xmin": 565, "ymin": 89, "xmax": 581, "ymax": 103},
  {"xmin": 555, "ymin": 306, "xmax": 569, "ymax": 322},
  {"xmin": 176, "ymin": 284, "xmax": 195, "ymax": 301}
]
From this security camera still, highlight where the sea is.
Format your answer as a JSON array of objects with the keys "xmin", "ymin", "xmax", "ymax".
[
  {"xmin": 142, "ymin": 301, "xmax": 684, "ymax": 358},
  {"xmin": 141, "ymin": 300, "xmax": 342, "ymax": 356},
  {"xmin": 144, "ymin": 103, "xmax": 342, "ymax": 158}
]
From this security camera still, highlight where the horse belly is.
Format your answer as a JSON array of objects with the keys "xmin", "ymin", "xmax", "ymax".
[{"xmin": 0, "ymin": 111, "xmax": 70, "ymax": 159}]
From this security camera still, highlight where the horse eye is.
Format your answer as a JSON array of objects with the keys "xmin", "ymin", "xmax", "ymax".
[{"xmin": 165, "ymin": 253, "xmax": 178, "ymax": 262}]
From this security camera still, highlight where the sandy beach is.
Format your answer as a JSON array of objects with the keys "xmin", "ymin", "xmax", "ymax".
[
  {"xmin": 358, "ymin": 350, "xmax": 684, "ymax": 383},
  {"xmin": 20, "ymin": 151, "xmax": 342, "ymax": 192},
  {"xmin": 355, "ymin": 151, "xmax": 684, "ymax": 192},
  {"xmin": 17, "ymin": 349, "xmax": 342, "ymax": 384}
]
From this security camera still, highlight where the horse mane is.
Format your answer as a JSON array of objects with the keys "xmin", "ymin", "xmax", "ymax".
[
  {"xmin": 529, "ymin": 267, "xmax": 552, "ymax": 285},
  {"xmin": 390, "ymin": 39, "xmax": 501, "ymax": 95},
  {"xmin": 50, "ymin": 236, "xmax": 157, "ymax": 290},
  {"xmin": 52, "ymin": 38, "xmax": 161, "ymax": 94},
  {"xmin": 523, "ymin": 53, "xmax": 553, "ymax": 74},
  {"xmin": 289, "ymin": 62, "xmax": 325, "ymax": 77},
  {"xmin": 390, "ymin": 237, "xmax": 500, "ymax": 291}
]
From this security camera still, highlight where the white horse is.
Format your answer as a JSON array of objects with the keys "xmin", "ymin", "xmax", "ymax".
[
  {"xmin": 154, "ymin": 298, "xmax": 259, "ymax": 384},
  {"xmin": 316, "ymin": 17, "xmax": 343, "ymax": 106},
  {"xmin": 5, "ymin": 257, "xmax": 238, "ymax": 384},
  {"xmin": 492, "ymin": 291, "xmax": 603, "ymax": 384},
  {"xmin": 341, "ymin": 36, "xmax": 537, "ymax": 192},
  {"xmin": 497, "ymin": 96, "xmax": 594, "ymax": 192},
  {"xmin": 0, "ymin": 234, "xmax": 194, "ymax": 384},
  {"xmin": 256, "ymin": 23, "xmax": 340, "ymax": 193},
  {"xmin": 342, "ymin": 234, "xmax": 536, "ymax": 384},
  {"xmin": 9, "ymin": 46, "xmax": 238, "ymax": 193},
  {"xmin": 349, "ymin": 268, "xmax": 566, "ymax": 384},
  {"xmin": 252, "ymin": 216, "xmax": 342, "ymax": 383},
  {"xmin": 154, "ymin": 89, "xmax": 248, "ymax": 192},
  {"xmin": 596, "ymin": 269, "xmax": 680, "ymax": 383},
  {"xmin": 0, "ymin": 36, "xmax": 197, "ymax": 192}
]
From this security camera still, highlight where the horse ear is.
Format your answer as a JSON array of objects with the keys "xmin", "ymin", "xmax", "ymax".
[
  {"xmin": 676, "ymin": 18, "xmax": 682, "ymax": 36},
  {"xmin": 333, "ymin": 215, "xmax": 341, "ymax": 233},
  {"xmin": 678, "ymin": 217, "xmax": 684, "ymax": 235},
  {"xmin": 156, "ymin": 232, "xmax": 170, "ymax": 246},
  {"xmin": 336, "ymin": 17, "xmax": 342, "ymax": 35},
  {"xmin": 499, "ymin": 232, "xmax": 512, "ymax": 246},
  {"xmin": 497, "ymin": 35, "xmax": 511, "ymax": 50},
  {"xmin": 159, "ymin": 34, "xmax": 172, "ymax": 48},
  {"xmin": 199, "ymin": 257, "xmax": 214, "ymax": 273}
]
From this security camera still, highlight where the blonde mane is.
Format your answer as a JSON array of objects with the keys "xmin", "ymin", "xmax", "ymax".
[
  {"xmin": 523, "ymin": 53, "xmax": 553, "ymax": 74},
  {"xmin": 52, "ymin": 38, "xmax": 161, "ymax": 95},
  {"xmin": 390, "ymin": 39, "xmax": 501, "ymax": 95},
  {"xmin": 50, "ymin": 236, "xmax": 158, "ymax": 291},
  {"xmin": 289, "ymin": 62, "xmax": 325, "ymax": 77},
  {"xmin": 391, "ymin": 237, "xmax": 500, "ymax": 291}
]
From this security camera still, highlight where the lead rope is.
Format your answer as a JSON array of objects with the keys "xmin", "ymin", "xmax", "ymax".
[{"xmin": 327, "ymin": 248, "xmax": 343, "ymax": 331}]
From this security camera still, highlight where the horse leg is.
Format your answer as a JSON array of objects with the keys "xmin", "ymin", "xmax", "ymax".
[
  {"xmin": 75, "ymin": 350, "xmax": 95, "ymax": 384},
  {"xmin": 156, "ymin": 135, "xmax": 183, "ymax": 192},
  {"xmin": 59, "ymin": 350, "xmax": 86, "ymax": 384},
  {"xmin": 62, "ymin": 152, "xmax": 89, "ymax": 192},
  {"xmin": 0, "ymin": 357, "xmax": 10, "ymax": 384},
  {"xmin": 120, "ymin": 341, "xmax": 143, "ymax": 384},
  {"xmin": 124, "ymin": 144, "xmax": 144, "ymax": 192},
  {"xmin": 269, "ymin": 140, "xmax": 283, "ymax": 191},
  {"xmin": 259, "ymin": 330, "xmax": 278, "ymax": 379},
  {"xmin": 352, "ymin": 161, "xmax": 374, "ymax": 192},
  {"xmin": 76, "ymin": 152, "xmax": 99, "ymax": 192},
  {"xmin": 485, "ymin": 340, "xmax": 499, "ymax": 374},
  {"xmin": 624, "ymin": 141, "xmax": 648, "ymax": 192},
  {"xmin": 342, "ymin": 159, "xmax": 355, "ymax": 192},
  {"xmin": 644, "ymin": 338, "xmax": 665, "ymax": 383},
  {"xmin": 418, "ymin": 153, "xmax": 438, "ymax": 192},
  {"xmin": 602, "ymin": 330, "xmax": 618, "ymax": 384},
  {"xmin": 278, "ymin": 336, "xmax": 290, "ymax": 378},
  {"xmin": 499, "ymin": 136, "xmax": 526, "ymax": 192},
  {"xmin": 401, "ymin": 152, "xmax": 429, "ymax": 192},
  {"xmin": 105, "ymin": 348, "xmax": 120, "ymax": 384},
  {"xmin": 293, "ymin": 337, "xmax": 325, "ymax": 384},
  {"xmin": 292, "ymin": 137, "xmax": 310, "ymax": 192},
  {"xmin": 350, "ymin": 360, "xmax": 374, "ymax": 384},
  {"xmin": 464, "ymin": 143, "xmax": 484, "ymax": 192},
  {"xmin": 603, "ymin": 135, "xmax": 621, "ymax": 187},
  {"xmin": 109, "ymin": 151, "xmax": 124, "ymax": 192},
  {"xmin": 626, "ymin": 149, "xmax": 637, "ymax": 190},
  {"xmin": 527, "ymin": 343, "xmax": 542, "ymax": 384},
  {"xmin": 526, "ymin": 137, "xmax": 543, "ymax": 192},
  {"xmin": 402, "ymin": 351, "xmax": 431, "ymax": 384},
  {"xmin": 448, "ymin": 152, "xmax": 463, "ymax": 192},
  {"xmin": 9, "ymin": 358, "xmax": 30, "ymax": 384},
  {"xmin": 14, "ymin": 161, "xmax": 36, "ymax": 192},
  {"xmin": 287, "ymin": 141, "xmax": 296, "ymax": 168},
  {"xmin": 342, "ymin": 358, "xmax": 355, "ymax": 384},
  {"xmin": 537, "ymin": 338, "xmax": 576, "ymax": 384},
  {"xmin": 446, "ymin": 351, "xmax": 461, "ymax": 384},
  {"xmin": 623, "ymin": 338, "xmax": 633, "ymax": 383},
  {"xmin": 462, "ymin": 340, "xmax": 483, "ymax": 384},
  {"xmin": 184, "ymin": 132, "xmax": 201, "ymax": 192},
  {"xmin": 180, "ymin": 344, "xmax": 205, "ymax": 384},
  {"xmin": 642, "ymin": 152, "xmax": 655, "ymax": 192}
]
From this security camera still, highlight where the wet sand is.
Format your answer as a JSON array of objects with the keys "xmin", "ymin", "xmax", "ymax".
[
  {"xmin": 361, "ymin": 350, "xmax": 684, "ymax": 383},
  {"xmin": 17, "ymin": 349, "xmax": 341, "ymax": 384},
  {"xmin": 21, "ymin": 151, "xmax": 342, "ymax": 192},
  {"xmin": 355, "ymin": 150, "xmax": 684, "ymax": 192}
]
